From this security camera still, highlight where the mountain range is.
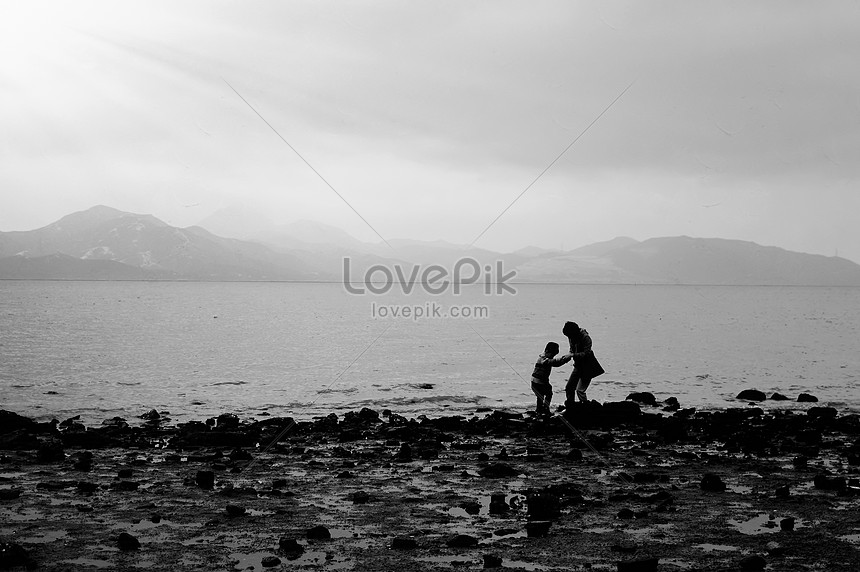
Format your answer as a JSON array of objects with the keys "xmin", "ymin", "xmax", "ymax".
[{"xmin": 1, "ymin": 205, "xmax": 859, "ymax": 286}]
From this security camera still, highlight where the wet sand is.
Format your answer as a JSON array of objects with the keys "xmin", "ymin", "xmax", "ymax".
[{"xmin": 1, "ymin": 402, "xmax": 860, "ymax": 571}]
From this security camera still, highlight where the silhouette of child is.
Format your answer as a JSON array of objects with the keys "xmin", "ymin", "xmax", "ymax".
[{"xmin": 530, "ymin": 341, "xmax": 572, "ymax": 416}]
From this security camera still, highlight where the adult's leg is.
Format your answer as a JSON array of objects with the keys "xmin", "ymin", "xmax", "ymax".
[
  {"xmin": 575, "ymin": 376, "xmax": 592, "ymax": 402},
  {"xmin": 564, "ymin": 373, "xmax": 579, "ymax": 409}
]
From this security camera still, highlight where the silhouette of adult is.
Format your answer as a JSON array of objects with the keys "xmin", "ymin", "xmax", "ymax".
[{"xmin": 562, "ymin": 321, "xmax": 605, "ymax": 408}]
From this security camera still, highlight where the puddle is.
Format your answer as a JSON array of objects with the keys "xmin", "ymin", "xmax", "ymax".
[
  {"xmin": 728, "ymin": 513, "xmax": 810, "ymax": 535},
  {"xmin": 231, "ymin": 551, "xmax": 279, "ymax": 570},
  {"xmin": 583, "ymin": 527, "xmax": 614, "ymax": 534},
  {"xmin": 419, "ymin": 555, "xmax": 549, "ymax": 570},
  {"xmin": 18, "ymin": 529, "xmax": 69, "ymax": 544},
  {"xmin": 623, "ymin": 523, "xmax": 675, "ymax": 537},
  {"xmin": 696, "ymin": 543, "xmax": 740, "ymax": 552},
  {"xmin": 726, "ymin": 483, "xmax": 753, "ymax": 494},
  {"xmin": 839, "ymin": 534, "xmax": 860, "ymax": 544}
]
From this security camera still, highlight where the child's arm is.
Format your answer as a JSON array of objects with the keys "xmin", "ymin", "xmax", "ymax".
[{"xmin": 549, "ymin": 354, "xmax": 572, "ymax": 367}]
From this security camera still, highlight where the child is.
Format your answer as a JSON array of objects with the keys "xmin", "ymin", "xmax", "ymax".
[{"xmin": 530, "ymin": 342, "xmax": 572, "ymax": 416}]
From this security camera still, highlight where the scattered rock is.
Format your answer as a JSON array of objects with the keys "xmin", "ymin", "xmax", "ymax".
[
  {"xmin": 196, "ymin": 470, "xmax": 215, "ymax": 490},
  {"xmin": 479, "ymin": 463, "xmax": 520, "ymax": 478},
  {"xmin": 616, "ymin": 556, "xmax": 658, "ymax": 571},
  {"xmin": 626, "ymin": 392, "xmax": 657, "ymax": 406},
  {"xmin": 225, "ymin": 504, "xmax": 246, "ymax": 517},
  {"xmin": 797, "ymin": 393, "xmax": 818, "ymax": 403},
  {"xmin": 117, "ymin": 532, "xmax": 140, "ymax": 551},
  {"xmin": 0, "ymin": 489, "xmax": 22, "ymax": 500},
  {"xmin": 483, "ymin": 554, "xmax": 503, "ymax": 568},
  {"xmin": 525, "ymin": 520, "xmax": 551, "ymax": 538},
  {"xmin": 447, "ymin": 534, "xmax": 479, "ymax": 548},
  {"xmin": 307, "ymin": 525, "xmax": 331, "ymax": 540},
  {"xmin": 0, "ymin": 542, "xmax": 32, "ymax": 569},
  {"xmin": 780, "ymin": 517, "xmax": 795, "ymax": 531},
  {"xmin": 351, "ymin": 490, "xmax": 371, "ymax": 504},
  {"xmin": 739, "ymin": 554, "xmax": 767, "ymax": 570},
  {"xmin": 391, "ymin": 537, "xmax": 417, "ymax": 550},
  {"xmin": 261, "ymin": 555, "xmax": 281, "ymax": 567},
  {"xmin": 736, "ymin": 389, "xmax": 766, "ymax": 402},
  {"xmin": 700, "ymin": 473, "xmax": 726, "ymax": 492},
  {"xmin": 770, "ymin": 392, "xmax": 790, "ymax": 401},
  {"xmin": 278, "ymin": 537, "xmax": 304, "ymax": 557}
]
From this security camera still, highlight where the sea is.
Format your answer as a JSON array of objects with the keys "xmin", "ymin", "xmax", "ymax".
[{"xmin": 1, "ymin": 280, "xmax": 858, "ymax": 425}]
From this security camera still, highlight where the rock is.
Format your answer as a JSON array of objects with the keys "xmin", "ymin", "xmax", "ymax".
[
  {"xmin": 395, "ymin": 443, "xmax": 412, "ymax": 462},
  {"xmin": 76, "ymin": 481, "xmax": 99, "ymax": 494},
  {"xmin": 814, "ymin": 474, "xmax": 847, "ymax": 491},
  {"xmin": 351, "ymin": 490, "xmax": 371, "ymax": 504},
  {"xmin": 736, "ymin": 389, "xmax": 766, "ymax": 401},
  {"xmin": 617, "ymin": 508, "xmax": 635, "ymax": 519},
  {"xmin": 488, "ymin": 493, "xmax": 509, "ymax": 515},
  {"xmin": 479, "ymin": 463, "xmax": 520, "ymax": 478},
  {"xmin": 278, "ymin": 537, "xmax": 304, "ymax": 557},
  {"xmin": 225, "ymin": 504, "xmax": 246, "ymax": 517},
  {"xmin": 616, "ymin": 557, "xmax": 658, "ymax": 572},
  {"xmin": 807, "ymin": 407, "xmax": 837, "ymax": 421},
  {"xmin": 525, "ymin": 520, "xmax": 551, "ymax": 537},
  {"xmin": 567, "ymin": 448, "xmax": 583, "ymax": 460},
  {"xmin": 0, "ymin": 489, "xmax": 22, "ymax": 500},
  {"xmin": 766, "ymin": 541, "xmax": 785, "ymax": 556},
  {"xmin": 447, "ymin": 534, "xmax": 479, "ymax": 548},
  {"xmin": 261, "ymin": 556, "xmax": 281, "ymax": 567},
  {"xmin": 797, "ymin": 393, "xmax": 818, "ymax": 403},
  {"xmin": 196, "ymin": 470, "xmax": 215, "ymax": 490},
  {"xmin": 307, "ymin": 525, "xmax": 331, "ymax": 540},
  {"xmin": 117, "ymin": 468, "xmax": 133, "ymax": 479},
  {"xmin": 626, "ymin": 392, "xmax": 657, "ymax": 406},
  {"xmin": 527, "ymin": 492, "xmax": 560, "ymax": 521},
  {"xmin": 460, "ymin": 500, "xmax": 481, "ymax": 515},
  {"xmin": 483, "ymin": 554, "xmax": 503, "ymax": 568},
  {"xmin": 117, "ymin": 481, "xmax": 139, "ymax": 492},
  {"xmin": 117, "ymin": 532, "xmax": 140, "ymax": 550},
  {"xmin": 780, "ymin": 517, "xmax": 795, "ymax": 531},
  {"xmin": 700, "ymin": 473, "xmax": 726, "ymax": 492},
  {"xmin": 739, "ymin": 554, "xmax": 766, "ymax": 570},
  {"xmin": 775, "ymin": 485, "xmax": 791, "ymax": 498},
  {"xmin": 770, "ymin": 392, "xmax": 790, "ymax": 401},
  {"xmin": 140, "ymin": 409, "xmax": 161, "ymax": 421},
  {"xmin": 391, "ymin": 537, "xmax": 417, "ymax": 549}
]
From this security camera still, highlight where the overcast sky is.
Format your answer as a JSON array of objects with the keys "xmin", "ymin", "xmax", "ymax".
[{"xmin": 2, "ymin": 1, "xmax": 859, "ymax": 261}]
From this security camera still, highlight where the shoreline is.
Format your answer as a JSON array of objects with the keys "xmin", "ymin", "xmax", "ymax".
[{"xmin": 2, "ymin": 401, "xmax": 860, "ymax": 571}]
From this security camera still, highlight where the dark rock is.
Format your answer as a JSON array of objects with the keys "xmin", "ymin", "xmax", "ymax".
[
  {"xmin": 76, "ymin": 481, "xmax": 99, "ymax": 494},
  {"xmin": 766, "ymin": 541, "xmax": 785, "ymax": 556},
  {"xmin": 700, "ymin": 473, "xmax": 726, "ymax": 492},
  {"xmin": 117, "ymin": 481, "xmax": 139, "ymax": 492},
  {"xmin": 460, "ymin": 501, "xmax": 481, "ymax": 515},
  {"xmin": 611, "ymin": 542, "xmax": 638, "ymax": 554},
  {"xmin": 807, "ymin": 407, "xmax": 837, "ymax": 421},
  {"xmin": 483, "ymin": 554, "xmax": 503, "ymax": 568},
  {"xmin": 525, "ymin": 520, "xmax": 551, "ymax": 538},
  {"xmin": 196, "ymin": 470, "xmax": 215, "ymax": 490},
  {"xmin": 140, "ymin": 409, "xmax": 161, "ymax": 421},
  {"xmin": 351, "ymin": 490, "xmax": 371, "ymax": 504},
  {"xmin": 626, "ymin": 392, "xmax": 657, "ymax": 406},
  {"xmin": 739, "ymin": 554, "xmax": 767, "ymax": 571},
  {"xmin": 272, "ymin": 479, "xmax": 287, "ymax": 490},
  {"xmin": 527, "ymin": 492, "xmax": 560, "ymax": 521},
  {"xmin": 225, "ymin": 504, "xmax": 246, "ymax": 517},
  {"xmin": 797, "ymin": 393, "xmax": 818, "ymax": 403},
  {"xmin": 617, "ymin": 508, "xmax": 635, "ymax": 519},
  {"xmin": 775, "ymin": 485, "xmax": 791, "ymax": 498},
  {"xmin": 770, "ymin": 392, "xmax": 790, "ymax": 401},
  {"xmin": 37, "ymin": 441, "xmax": 65, "ymax": 463},
  {"xmin": 814, "ymin": 474, "xmax": 847, "ymax": 491},
  {"xmin": 617, "ymin": 557, "xmax": 658, "ymax": 572},
  {"xmin": 567, "ymin": 448, "xmax": 583, "ymax": 460},
  {"xmin": 117, "ymin": 468, "xmax": 133, "ymax": 479},
  {"xmin": 447, "ymin": 534, "xmax": 479, "ymax": 547},
  {"xmin": 278, "ymin": 537, "xmax": 304, "ymax": 557},
  {"xmin": 395, "ymin": 443, "xmax": 412, "ymax": 462},
  {"xmin": 0, "ymin": 411, "xmax": 37, "ymax": 435},
  {"xmin": 488, "ymin": 493, "xmax": 509, "ymax": 515},
  {"xmin": 736, "ymin": 389, "xmax": 766, "ymax": 401},
  {"xmin": 0, "ymin": 489, "xmax": 22, "ymax": 501},
  {"xmin": 307, "ymin": 525, "xmax": 331, "ymax": 540},
  {"xmin": 117, "ymin": 532, "xmax": 140, "ymax": 551},
  {"xmin": 261, "ymin": 556, "xmax": 281, "ymax": 567},
  {"xmin": 780, "ymin": 517, "xmax": 795, "ymax": 531},
  {"xmin": 479, "ymin": 463, "xmax": 520, "ymax": 478},
  {"xmin": 391, "ymin": 537, "xmax": 417, "ymax": 549}
]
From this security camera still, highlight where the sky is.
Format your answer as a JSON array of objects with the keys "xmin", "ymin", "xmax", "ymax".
[{"xmin": 1, "ymin": 1, "xmax": 859, "ymax": 262}]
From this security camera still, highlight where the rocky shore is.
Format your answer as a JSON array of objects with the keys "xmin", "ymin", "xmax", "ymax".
[{"xmin": 2, "ymin": 395, "xmax": 860, "ymax": 571}]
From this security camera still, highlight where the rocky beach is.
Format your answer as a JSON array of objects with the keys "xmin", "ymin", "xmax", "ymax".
[{"xmin": 2, "ymin": 394, "xmax": 860, "ymax": 571}]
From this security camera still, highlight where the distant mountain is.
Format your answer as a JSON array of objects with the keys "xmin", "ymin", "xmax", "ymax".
[
  {"xmin": 0, "ymin": 206, "xmax": 322, "ymax": 281},
  {"xmin": 3, "ymin": 206, "xmax": 860, "ymax": 285},
  {"xmin": 513, "ymin": 236, "xmax": 860, "ymax": 285}
]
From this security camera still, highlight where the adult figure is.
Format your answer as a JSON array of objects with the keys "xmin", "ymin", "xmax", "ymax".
[{"xmin": 562, "ymin": 321, "xmax": 605, "ymax": 408}]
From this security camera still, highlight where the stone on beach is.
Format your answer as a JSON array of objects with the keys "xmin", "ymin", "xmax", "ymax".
[
  {"xmin": 117, "ymin": 532, "xmax": 140, "ymax": 550},
  {"xmin": 736, "ymin": 389, "xmax": 767, "ymax": 401}
]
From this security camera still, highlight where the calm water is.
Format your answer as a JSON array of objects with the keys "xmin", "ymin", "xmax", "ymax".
[{"xmin": 1, "ymin": 281, "xmax": 858, "ymax": 424}]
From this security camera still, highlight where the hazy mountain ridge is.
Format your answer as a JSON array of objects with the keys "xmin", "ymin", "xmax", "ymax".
[{"xmin": 1, "ymin": 206, "xmax": 859, "ymax": 285}]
